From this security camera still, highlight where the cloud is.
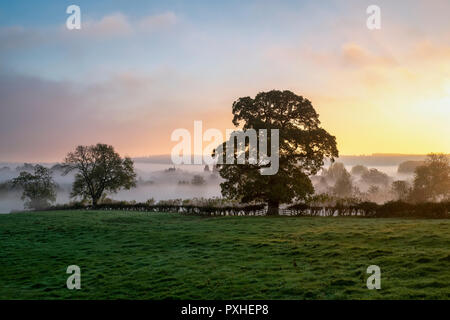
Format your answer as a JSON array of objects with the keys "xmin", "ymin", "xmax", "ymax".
[
  {"xmin": 0, "ymin": 11, "xmax": 179, "ymax": 51},
  {"xmin": 1, "ymin": 2, "xmax": 448, "ymax": 158},
  {"xmin": 83, "ymin": 13, "xmax": 132, "ymax": 36},
  {"xmin": 341, "ymin": 43, "xmax": 397, "ymax": 67},
  {"xmin": 0, "ymin": 26, "xmax": 46, "ymax": 50},
  {"xmin": 80, "ymin": 12, "xmax": 178, "ymax": 37},
  {"xmin": 138, "ymin": 12, "xmax": 177, "ymax": 32},
  {"xmin": 0, "ymin": 69, "xmax": 233, "ymax": 162},
  {"xmin": 411, "ymin": 40, "xmax": 450, "ymax": 61}
]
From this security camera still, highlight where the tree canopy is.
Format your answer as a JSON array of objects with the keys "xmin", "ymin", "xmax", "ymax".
[
  {"xmin": 391, "ymin": 180, "xmax": 410, "ymax": 201},
  {"xmin": 351, "ymin": 164, "xmax": 369, "ymax": 176},
  {"xmin": 12, "ymin": 165, "xmax": 57, "ymax": 210},
  {"xmin": 333, "ymin": 170, "xmax": 353, "ymax": 198},
  {"xmin": 410, "ymin": 153, "xmax": 449, "ymax": 202},
  {"xmin": 63, "ymin": 143, "xmax": 137, "ymax": 206},
  {"xmin": 215, "ymin": 90, "xmax": 338, "ymax": 215},
  {"xmin": 361, "ymin": 168, "xmax": 390, "ymax": 186}
]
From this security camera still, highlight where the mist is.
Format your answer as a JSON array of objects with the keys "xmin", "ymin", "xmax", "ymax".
[
  {"xmin": 0, "ymin": 161, "xmax": 223, "ymax": 213},
  {"xmin": 0, "ymin": 155, "xmax": 421, "ymax": 213}
]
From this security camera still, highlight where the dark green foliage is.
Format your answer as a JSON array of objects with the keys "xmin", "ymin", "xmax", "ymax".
[
  {"xmin": 46, "ymin": 199, "xmax": 449, "ymax": 218},
  {"xmin": 63, "ymin": 143, "xmax": 137, "ymax": 206},
  {"xmin": 216, "ymin": 90, "xmax": 338, "ymax": 215},
  {"xmin": 11, "ymin": 165, "xmax": 57, "ymax": 210},
  {"xmin": 48, "ymin": 201, "xmax": 266, "ymax": 216},
  {"xmin": 376, "ymin": 201, "xmax": 450, "ymax": 218},
  {"xmin": 287, "ymin": 200, "xmax": 449, "ymax": 218},
  {"xmin": 358, "ymin": 201, "xmax": 379, "ymax": 216}
]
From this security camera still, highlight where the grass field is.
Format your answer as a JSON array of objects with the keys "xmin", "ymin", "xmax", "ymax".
[{"xmin": 0, "ymin": 210, "xmax": 449, "ymax": 299}]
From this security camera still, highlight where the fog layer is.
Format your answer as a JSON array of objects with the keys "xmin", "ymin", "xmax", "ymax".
[{"xmin": 0, "ymin": 157, "xmax": 417, "ymax": 213}]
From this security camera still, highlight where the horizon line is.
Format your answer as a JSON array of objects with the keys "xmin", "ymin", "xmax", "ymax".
[{"xmin": 2, "ymin": 152, "xmax": 448, "ymax": 165}]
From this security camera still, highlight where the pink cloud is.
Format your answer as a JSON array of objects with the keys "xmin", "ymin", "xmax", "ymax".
[
  {"xmin": 341, "ymin": 43, "xmax": 397, "ymax": 67},
  {"xmin": 84, "ymin": 13, "xmax": 132, "ymax": 36}
]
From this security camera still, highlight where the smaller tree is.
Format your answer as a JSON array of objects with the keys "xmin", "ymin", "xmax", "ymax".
[
  {"xmin": 333, "ymin": 170, "xmax": 353, "ymax": 198},
  {"xmin": 12, "ymin": 165, "xmax": 57, "ymax": 210},
  {"xmin": 410, "ymin": 153, "xmax": 449, "ymax": 202},
  {"xmin": 366, "ymin": 185, "xmax": 381, "ymax": 203},
  {"xmin": 391, "ymin": 180, "xmax": 410, "ymax": 201},
  {"xmin": 63, "ymin": 144, "xmax": 137, "ymax": 206},
  {"xmin": 325, "ymin": 162, "xmax": 348, "ymax": 182}
]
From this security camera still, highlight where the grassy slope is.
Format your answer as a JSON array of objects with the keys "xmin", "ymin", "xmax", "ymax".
[{"xmin": 0, "ymin": 211, "xmax": 449, "ymax": 299}]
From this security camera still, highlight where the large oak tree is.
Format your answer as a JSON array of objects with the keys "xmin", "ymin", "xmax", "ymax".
[{"xmin": 215, "ymin": 90, "xmax": 338, "ymax": 215}]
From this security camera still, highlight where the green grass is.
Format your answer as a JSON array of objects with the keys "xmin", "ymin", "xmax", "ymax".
[{"xmin": 0, "ymin": 210, "xmax": 449, "ymax": 299}]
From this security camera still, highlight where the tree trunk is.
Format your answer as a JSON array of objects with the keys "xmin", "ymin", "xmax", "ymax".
[
  {"xmin": 267, "ymin": 200, "xmax": 280, "ymax": 216},
  {"xmin": 92, "ymin": 190, "xmax": 103, "ymax": 208}
]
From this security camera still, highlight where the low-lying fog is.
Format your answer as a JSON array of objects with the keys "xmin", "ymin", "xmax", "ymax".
[
  {"xmin": 0, "ymin": 157, "xmax": 419, "ymax": 213},
  {"xmin": 0, "ymin": 162, "xmax": 223, "ymax": 213}
]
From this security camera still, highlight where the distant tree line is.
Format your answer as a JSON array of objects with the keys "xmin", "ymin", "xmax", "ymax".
[
  {"xmin": 7, "ymin": 147, "xmax": 449, "ymax": 215},
  {"xmin": 314, "ymin": 153, "xmax": 449, "ymax": 205}
]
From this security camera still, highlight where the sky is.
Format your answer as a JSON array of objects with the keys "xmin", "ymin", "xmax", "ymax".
[{"xmin": 0, "ymin": 0, "xmax": 449, "ymax": 162}]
